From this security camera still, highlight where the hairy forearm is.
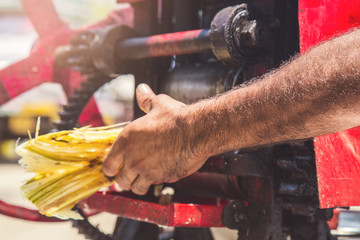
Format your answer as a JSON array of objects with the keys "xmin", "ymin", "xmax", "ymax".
[
  {"xmin": 103, "ymin": 29, "xmax": 360, "ymax": 194},
  {"xmin": 185, "ymin": 29, "xmax": 360, "ymax": 157}
]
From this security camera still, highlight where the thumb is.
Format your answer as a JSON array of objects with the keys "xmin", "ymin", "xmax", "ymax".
[{"xmin": 136, "ymin": 83, "xmax": 156, "ymax": 113}]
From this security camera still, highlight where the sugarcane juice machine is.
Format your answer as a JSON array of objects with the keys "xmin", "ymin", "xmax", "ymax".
[{"xmin": 1, "ymin": 0, "xmax": 360, "ymax": 239}]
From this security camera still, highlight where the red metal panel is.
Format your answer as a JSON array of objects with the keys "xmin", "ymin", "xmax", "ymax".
[
  {"xmin": 80, "ymin": 192, "xmax": 225, "ymax": 227},
  {"xmin": 299, "ymin": 0, "xmax": 360, "ymax": 208},
  {"xmin": 299, "ymin": 0, "xmax": 360, "ymax": 54}
]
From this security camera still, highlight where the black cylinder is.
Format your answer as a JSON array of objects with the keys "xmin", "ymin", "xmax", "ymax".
[{"xmin": 161, "ymin": 62, "xmax": 245, "ymax": 104}]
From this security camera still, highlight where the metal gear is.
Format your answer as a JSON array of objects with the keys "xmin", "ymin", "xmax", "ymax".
[
  {"xmin": 72, "ymin": 208, "xmax": 112, "ymax": 240},
  {"xmin": 54, "ymin": 75, "xmax": 109, "ymax": 131},
  {"xmin": 53, "ymin": 30, "xmax": 117, "ymax": 239}
]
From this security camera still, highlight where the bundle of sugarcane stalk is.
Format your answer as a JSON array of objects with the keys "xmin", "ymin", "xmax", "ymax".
[{"xmin": 16, "ymin": 122, "xmax": 127, "ymax": 220}]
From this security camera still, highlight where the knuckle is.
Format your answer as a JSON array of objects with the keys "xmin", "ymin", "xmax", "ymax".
[
  {"xmin": 102, "ymin": 153, "xmax": 126, "ymax": 177},
  {"xmin": 102, "ymin": 163, "xmax": 116, "ymax": 176},
  {"xmin": 115, "ymin": 170, "xmax": 133, "ymax": 190},
  {"xmin": 116, "ymin": 177, "xmax": 131, "ymax": 191},
  {"xmin": 115, "ymin": 173, "xmax": 126, "ymax": 185},
  {"xmin": 116, "ymin": 182, "xmax": 127, "ymax": 190},
  {"xmin": 103, "ymin": 159, "xmax": 121, "ymax": 176},
  {"xmin": 132, "ymin": 185, "xmax": 148, "ymax": 195}
]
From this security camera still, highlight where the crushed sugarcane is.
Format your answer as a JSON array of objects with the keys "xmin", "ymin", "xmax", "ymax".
[{"xmin": 16, "ymin": 122, "xmax": 128, "ymax": 220}]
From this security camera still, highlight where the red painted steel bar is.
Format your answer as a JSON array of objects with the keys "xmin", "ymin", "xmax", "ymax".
[
  {"xmin": 80, "ymin": 192, "xmax": 225, "ymax": 227},
  {"xmin": 116, "ymin": 29, "xmax": 211, "ymax": 59},
  {"xmin": 0, "ymin": 0, "xmax": 74, "ymax": 105},
  {"xmin": 0, "ymin": 200, "xmax": 62, "ymax": 222},
  {"xmin": 0, "ymin": 33, "xmax": 71, "ymax": 105}
]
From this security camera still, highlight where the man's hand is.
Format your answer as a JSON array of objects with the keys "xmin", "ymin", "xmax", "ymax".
[{"xmin": 102, "ymin": 83, "xmax": 209, "ymax": 195}]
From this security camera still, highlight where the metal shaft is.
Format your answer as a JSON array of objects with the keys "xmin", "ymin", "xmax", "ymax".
[{"xmin": 116, "ymin": 29, "xmax": 211, "ymax": 60}]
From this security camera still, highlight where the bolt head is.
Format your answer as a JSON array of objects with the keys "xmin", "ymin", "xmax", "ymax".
[{"xmin": 234, "ymin": 211, "xmax": 248, "ymax": 223}]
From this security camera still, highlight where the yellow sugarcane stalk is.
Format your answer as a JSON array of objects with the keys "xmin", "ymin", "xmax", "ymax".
[{"xmin": 16, "ymin": 122, "xmax": 128, "ymax": 219}]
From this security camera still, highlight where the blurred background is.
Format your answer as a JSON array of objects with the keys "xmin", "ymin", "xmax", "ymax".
[{"xmin": 0, "ymin": 1, "xmax": 133, "ymax": 239}]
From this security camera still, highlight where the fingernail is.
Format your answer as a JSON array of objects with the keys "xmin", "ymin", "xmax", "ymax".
[{"xmin": 137, "ymin": 83, "xmax": 149, "ymax": 94}]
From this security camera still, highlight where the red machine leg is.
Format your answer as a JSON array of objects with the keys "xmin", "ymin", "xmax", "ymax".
[{"xmin": 79, "ymin": 192, "xmax": 226, "ymax": 228}]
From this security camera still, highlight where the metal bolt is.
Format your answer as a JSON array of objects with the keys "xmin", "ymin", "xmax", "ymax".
[
  {"xmin": 239, "ymin": 20, "xmax": 259, "ymax": 48},
  {"xmin": 234, "ymin": 211, "xmax": 248, "ymax": 223}
]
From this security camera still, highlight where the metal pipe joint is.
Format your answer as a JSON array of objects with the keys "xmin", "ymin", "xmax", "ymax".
[{"xmin": 55, "ymin": 4, "xmax": 272, "ymax": 76}]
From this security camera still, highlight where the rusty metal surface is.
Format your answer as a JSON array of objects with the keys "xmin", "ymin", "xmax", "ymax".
[
  {"xmin": 209, "ymin": 4, "xmax": 271, "ymax": 67},
  {"xmin": 117, "ymin": 29, "xmax": 211, "ymax": 60}
]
